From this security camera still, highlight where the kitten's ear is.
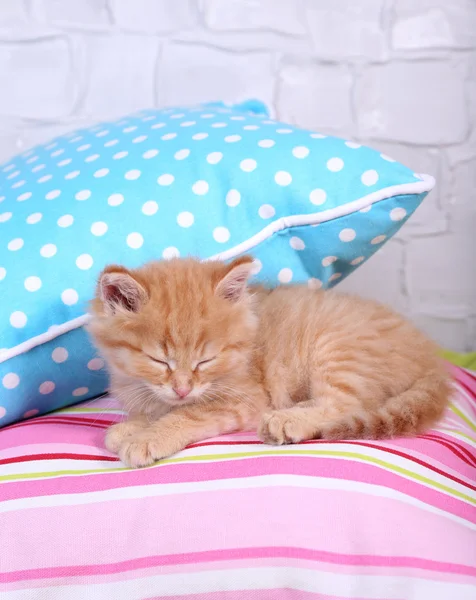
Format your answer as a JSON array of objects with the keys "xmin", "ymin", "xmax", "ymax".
[
  {"xmin": 98, "ymin": 265, "xmax": 148, "ymax": 315},
  {"xmin": 215, "ymin": 256, "xmax": 254, "ymax": 303}
]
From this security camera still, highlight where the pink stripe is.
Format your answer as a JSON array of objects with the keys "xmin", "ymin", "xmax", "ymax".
[
  {"xmin": 3, "ymin": 486, "xmax": 474, "ymax": 574},
  {"xmin": 451, "ymin": 366, "xmax": 476, "ymax": 398},
  {"xmin": 3, "ymin": 455, "xmax": 474, "ymax": 522},
  {"xmin": 3, "ymin": 545, "xmax": 476, "ymax": 584},
  {"xmin": 146, "ymin": 592, "xmax": 388, "ymax": 600}
]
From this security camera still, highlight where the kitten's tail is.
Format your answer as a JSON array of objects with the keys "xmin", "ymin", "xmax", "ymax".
[{"xmin": 321, "ymin": 369, "xmax": 451, "ymax": 440}]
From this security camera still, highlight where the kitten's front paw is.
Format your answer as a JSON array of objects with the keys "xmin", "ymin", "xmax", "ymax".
[
  {"xmin": 258, "ymin": 410, "xmax": 307, "ymax": 445},
  {"xmin": 105, "ymin": 420, "xmax": 147, "ymax": 454},
  {"xmin": 118, "ymin": 431, "xmax": 173, "ymax": 468}
]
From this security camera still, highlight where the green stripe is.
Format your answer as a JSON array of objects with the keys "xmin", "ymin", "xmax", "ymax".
[
  {"xmin": 56, "ymin": 407, "xmax": 124, "ymax": 415},
  {"xmin": 449, "ymin": 403, "xmax": 476, "ymax": 434},
  {"xmin": 2, "ymin": 448, "xmax": 474, "ymax": 504}
]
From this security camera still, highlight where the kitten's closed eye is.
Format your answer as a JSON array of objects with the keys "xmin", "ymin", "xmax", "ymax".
[
  {"xmin": 146, "ymin": 355, "xmax": 173, "ymax": 369},
  {"xmin": 194, "ymin": 357, "xmax": 216, "ymax": 370}
]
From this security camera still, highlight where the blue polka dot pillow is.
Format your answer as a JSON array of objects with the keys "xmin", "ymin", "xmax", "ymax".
[{"xmin": 0, "ymin": 99, "xmax": 434, "ymax": 426}]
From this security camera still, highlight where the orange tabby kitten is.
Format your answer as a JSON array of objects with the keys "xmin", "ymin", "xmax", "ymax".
[{"xmin": 88, "ymin": 256, "xmax": 450, "ymax": 468}]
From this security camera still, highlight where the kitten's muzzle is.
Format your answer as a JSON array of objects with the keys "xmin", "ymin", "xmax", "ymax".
[{"xmin": 173, "ymin": 385, "xmax": 192, "ymax": 399}]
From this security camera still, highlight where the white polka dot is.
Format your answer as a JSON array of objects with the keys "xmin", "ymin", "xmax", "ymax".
[
  {"xmin": 258, "ymin": 204, "xmax": 275, "ymax": 219},
  {"xmin": 133, "ymin": 135, "xmax": 147, "ymax": 143},
  {"xmin": 76, "ymin": 254, "xmax": 93, "ymax": 270},
  {"xmin": 327, "ymin": 157, "xmax": 344, "ymax": 172},
  {"xmin": 65, "ymin": 170, "xmax": 80, "ymax": 179},
  {"xmin": 278, "ymin": 268, "xmax": 293, "ymax": 283},
  {"xmin": 157, "ymin": 174, "xmax": 174, "ymax": 186},
  {"xmin": 201, "ymin": 113, "xmax": 215, "ymax": 119},
  {"xmin": 91, "ymin": 221, "xmax": 108, "ymax": 236},
  {"xmin": 3, "ymin": 372, "xmax": 19, "ymax": 389},
  {"xmin": 226, "ymin": 189, "xmax": 241, "ymax": 207},
  {"xmin": 10, "ymin": 311, "xmax": 27, "ymax": 328},
  {"xmin": 371, "ymin": 235, "xmax": 386, "ymax": 245},
  {"xmin": 380, "ymin": 153, "xmax": 396, "ymax": 162},
  {"xmin": 58, "ymin": 158, "xmax": 72, "ymax": 167},
  {"xmin": 8, "ymin": 238, "xmax": 24, "ymax": 251},
  {"xmin": 125, "ymin": 169, "xmax": 141, "ymax": 181},
  {"xmin": 3, "ymin": 164, "xmax": 15, "ymax": 172},
  {"xmin": 240, "ymin": 159, "xmax": 257, "ymax": 172},
  {"xmin": 0, "ymin": 267, "xmax": 6, "ymax": 280},
  {"xmin": 290, "ymin": 236, "xmax": 305, "ymax": 250},
  {"xmin": 276, "ymin": 128, "xmax": 293, "ymax": 134},
  {"xmin": 207, "ymin": 152, "xmax": 223, "ymax": 164},
  {"xmin": 345, "ymin": 141, "xmax": 361, "ymax": 149},
  {"xmin": 39, "ymin": 381, "xmax": 55, "ymax": 395},
  {"xmin": 57, "ymin": 214, "xmax": 74, "ymax": 227},
  {"xmin": 40, "ymin": 243, "xmax": 57, "ymax": 257},
  {"xmin": 85, "ymin": 154, "xmax": 99, "ymax": 162},
  {"xmin": 390, "ymin": 207, "xmax": 407, "ymax": 221},
  {"xmin": 180, "ymin": 121, "xmax": 196, "ymax": 127},
  {"xmin": 75, "ymin": 189, "xmax": 91, "ymax": 201},
  {"xmin": 213, "ymin": 227, "xmax": 230, "ymax": 243},
  {"xmin": 7, "ymin": 170, "xmax": 20, "ymax": 179},
  {"xmin": 113, "ymin": 151, "xmax": 128, "ymax": 160},
  {"xmin": 161, "ymin": 133, "xmax": 177, "ymax": 141},
  {"xmin": 225, "ymin": 135, "xmax": 241, "ymax": 143},
  {"xmin": 0, "ymin": 212, "xmax": 12, "ymax": 222},
  {"xmin": 351, "ymin": 256, "xmax": 365, "ymax": 266},
  {"xmin": 174, "ymin": 149, "xmax": 190, "ymax": 160},
  {"xmin": 52, "ymin": 347, "xmax": 68, "ymax": 363},
  {"xmin": 142, "ymin": 115, "xmax": 156, "ymax": 122},
  {"xmin": 12, "ymin": 180, "xmax": 26, "ymax": 189},
  {"xmin": 26, "ymin": 213, "xmax": 43, "ymax": 225},
  {"xmin": 162, "ymin": 246, "xmax": 180, "ymax": 259},
  {"xmin": 104, "ymin": 139, "xmax": 119, "ymax": 147},
  {"xmin": 61, "ymin": 289, "xmax": 79, "ymax": 305},
  {"xmin": 251, "ymin": 259, "xmax": 262, "ymax": 275},
  {"xmin": 24, "ymin": 409, "xmax": 39, "ymax": 418},
  {"xmin": 24, "ymin": 276, "xmax": 42, "ymax": 292},
  {"xmin": 126, "ymin": 232, "xmax": 144, "ymax": 249},
  {"xmin": 258, "ymin": 139, "xmax": 275, "ymax": 148},
  {"xmin": 122, "ymin": 126, "xmax": 137, "ymax": 133},
  {"xmin": 94, "ymin": 168, "xmax": 109, "ymax": 178},
  {"xmin": 38, "ymin": 174, "xmax": 52, "ymax": 183},
  {"xmin": 77, "ymin": 144, "xmax": 91, "ymax": 152},
  {"xmin": 88, "ymin": 358, "xmax": 105, "ymax": 370},
  {"xmin": 361, "ymin": 169, "xmax": 379, "ymax": 186},
  {"xmin": 192, "ymin": 133, "xmax": 208, "ymax": 140},
  {"xmin": 308, "ymin": 278, "xmax": 322, "ymax": 290},
  {"xmin": 142, "ymin": 201, "xmax": 158, "ymax": 216},
  {"xmin": 310, "ymin": 133, "xmax": 326, "ymax": 139},
  {"xmin": 27, "ymin": 155, "xmax": 39, "ymax": 163},
  {"xmin": 322, "ymin": 256, "xmax": 337, "ymax": 267},
  {"xmin": 243, "ymin": 125, "xmax": 259, "ymax": 130},
  {"xmin": 45, "ymin": 189, "xmax": 61, "ymax": 200},
  {"xmin": 32, "ymin": 164, "xmax": 45, "ymax": 172},
  {"xmin": 177, "ymin": 212, "xmax": 194, "ymax": 228},
  {"xmin": 70, "ymin": 136, "xmax": 83, "ymax": 143},
  {"xmin": 73, "ymin": 387, "xmax": 89, "ymax": 397},
  {"xmin": 230, "ymin": 116, "xmax": 245, "ymax": 121},
  {"xmin": 360, "ymin": 205, "xmax": 372, "ymax": 213},
  {"xmin": 170, "ymin": 113, "xmax": 184, "ymax": 119},
  {"xmin": 17, "ymin": 192, "xmax": 32, "ymax": 201},
  {"xmin": 151, "ymin": 123, "xmax": 166, "ymax": 129},
  {"xmin": 339, "ymin": 228, "xmax": 356, "ymax": 242},
  {"xmin": 142, "ymin": 149, "xmax": 158, "ymax": 159},
  {"xmin": 0, "ymin": 406, "xmax": 6, "ymax": 419},
  {"xmin": 292, "ymin": 146, "xmax": 310, "ymax": 159},
  {"xmin": 274, "ymin": 171, "xmax": 292, "ymax": 186},
  {"xmin": 211, "ymin": 122, "xmax": 227, "ymax": 128},
  {"xmin": 329, "ymin": 273, "xmax": 342, "ymax": 282},
  {"xmin": 108, "ymin": 193, "xmax": 124, "ymax": 207},
  {"xmin": 192, "ymin": 180, "xmax": 209, "ymax": 195}
]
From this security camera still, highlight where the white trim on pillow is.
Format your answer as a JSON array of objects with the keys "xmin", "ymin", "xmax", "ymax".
[{"xmin": 0, "ymin": 175, "xmax": 434, "ymax": 365}]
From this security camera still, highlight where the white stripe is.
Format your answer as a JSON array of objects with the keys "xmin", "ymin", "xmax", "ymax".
[
  {"xmin": 4, "ymin": 565, "xmax": 474, "ymax": 600},
  {"xmin": 0, "ymin": 458, "xmax": 123, "ymax": 477},
  {"xmin": 0, "ymin": 176, "xmax": 434, "ymax": 365},
  {"xmin": 1, "ymin": 473, "xmax": 474, "ymax": 531}
]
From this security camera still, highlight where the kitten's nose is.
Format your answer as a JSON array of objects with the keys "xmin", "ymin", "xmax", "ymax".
[{"xmin": 173, "ymin": 385, "xmax": 191, "ymax": 399}]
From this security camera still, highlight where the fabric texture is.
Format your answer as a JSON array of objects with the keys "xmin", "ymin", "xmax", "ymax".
[
  {"xmin": 0, "ymin": 364, "xmax": 475, "ymax": 599},
  {"xmin": 0, "ymin": 100, "xmax": 434, "ymax": 426}
]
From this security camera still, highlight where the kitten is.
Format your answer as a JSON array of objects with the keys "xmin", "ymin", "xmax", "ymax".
[{"xmin": 88, "ymin": 256, "xmax": 450, "ymax": 468}]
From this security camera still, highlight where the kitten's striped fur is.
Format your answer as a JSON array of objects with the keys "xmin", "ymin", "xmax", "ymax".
[{"xmin": 89, "ymin": 256, "xmax": 450, "ymax": 468}]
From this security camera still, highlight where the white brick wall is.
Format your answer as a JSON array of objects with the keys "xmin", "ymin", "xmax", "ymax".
[{"xmin": 0, "ymin": 0, "xmax": 474, "ymax": 351}]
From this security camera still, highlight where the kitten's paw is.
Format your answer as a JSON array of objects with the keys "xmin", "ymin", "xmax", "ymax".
[
  {"xmin": 105, "ymin": 421, "xmax": 146, "ymax": 454},
  {"xmin": 258, "ymin": 410, "xmax": 307, "ymax": 445},
  {"xmin": 118, "ymin": 431, "xmax": 173, "ymax": 468}
]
